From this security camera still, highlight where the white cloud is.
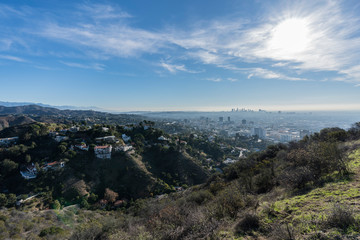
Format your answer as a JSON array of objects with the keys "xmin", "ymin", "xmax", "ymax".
[
  {"xmin": 247, "ymin": 68, "xmax": 307, "ymax": 81},
  {"xmin": 60, "ymin": 61, "xmax": 105, "ymax": 71},
  {"xmin": 3, "ymin": 1, "xmax": 360, "ymax": 84},
  {"xmin": 164, "ymin": 1, "xmax": 360, "ymax": 84}
]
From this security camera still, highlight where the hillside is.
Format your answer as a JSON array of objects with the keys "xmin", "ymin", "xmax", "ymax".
[
  {"xmin": 0, "ymin": 123, "xmax": 359, "ymax": 239},
  {"xmin": 0, "ymin": 121, "xmax": 210, "ymax": 204},
  {"xmin": 0, "ymin": 115, "xmax": 36, "ymax": 131}
]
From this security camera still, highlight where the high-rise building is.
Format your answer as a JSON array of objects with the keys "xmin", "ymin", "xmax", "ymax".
[
  {"xmin": 227, "ymin": 116, "xmax": 230, "ymax": 122},
  {"xmin": 251, "ymin": 127, "xmax": 266, "ymax": 139},
  {"xmin": 219, "ymin": 117, "xmax": 223, "ymax": 122},
  {"xmin": 242, "ymin": 119, "xmax": 246, "ymax": 124}
]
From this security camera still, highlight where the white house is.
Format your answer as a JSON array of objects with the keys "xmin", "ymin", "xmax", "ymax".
[
  {"xmin": 123, "ymin": 126, "xmax": 133, "ymax": 131},
  {"xmin": 224, "ymin": 158, "xmax": 237, "ymax": 164},
  {"xmin": 42, "ymin": 161, "xmax": 65, "ymax": 171},
  {"xmin": 0, "ymin": 137, "xmax": 19, "ymax": 146},
  {"xmin": 75, "ymin": 144, "xmax": 89, "ymax": 151},
  {"xmin": 158, "ymin": 136, "xmax": 169, "ymax": 141},
  {"xmin": 115, "ymin": 144, "xmax": 133, "ymax": 152},
  {"xmin": 54, "ymin": 136, "xmax": 69, "ymax": 142},
  {"xmin": 94, "ymin": 145, "xmax": 112, "ymax": 159},
  {"xmin": 70, "ymin": 126, "xmax": 80, "ymax": 132},
  {"xmin": 95, "ymin": 136, "xmax": 117, "ymax": 143},
  {"xmin": 20, "ymin": 163, "xmax": 37, "ymax": 180},
  {"xmin": 122, "ymin": 134, "xmax": 131, "ymax": 142}
]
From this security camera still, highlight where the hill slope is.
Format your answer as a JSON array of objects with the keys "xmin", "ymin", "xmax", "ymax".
[{"xmin": 0, "ymin": 115, "xmax": 36, "ymax": 131}]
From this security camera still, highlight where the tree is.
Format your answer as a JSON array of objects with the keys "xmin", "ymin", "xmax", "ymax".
[
  {"xmin": 80, "ymin": 198, "xmax": 90, "ymax": 209},
  {"xmin": 58, "ymin": 145, "xmax": 67, "ymax": 153},
  {"xmin": 25, "ymin": 154, "xmax": 31, "ymax": 163},
  {"xmin": 0, "ymin": 159, "xmax": 18, "ymax": 176},
  {"xmin": 0, "ymin": 194, "xmax": 7, "ymax": 207},
  {"xmin": 104, "ymin": 188, "xmax": 118, "ymax": 203},
  {"xmin": 7, "ymin": 193, "xmax": 16, "ymax": 207},
  {"xmin": 52, "ymin": 200, "xmax": 61, "ymax": 210}
]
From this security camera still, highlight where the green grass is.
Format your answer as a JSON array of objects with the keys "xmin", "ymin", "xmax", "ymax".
[{"xmin": 259, "ymin": 147, "xmax": 360, "ymax": 237}]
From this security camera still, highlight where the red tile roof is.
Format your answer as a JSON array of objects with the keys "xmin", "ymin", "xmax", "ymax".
[{"xmin": 95, "ymin": 145, "xmax": 110, "ymax": 149}]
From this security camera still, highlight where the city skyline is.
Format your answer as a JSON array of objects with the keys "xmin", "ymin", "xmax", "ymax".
[{"xmin": 1, "ymin": 0, "xmax": 360, "ymax": 111}]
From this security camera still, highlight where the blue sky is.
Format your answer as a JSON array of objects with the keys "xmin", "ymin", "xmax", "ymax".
[{"xmin": 1, "ymin": 0, "xmax": 360, "ymax": 111}]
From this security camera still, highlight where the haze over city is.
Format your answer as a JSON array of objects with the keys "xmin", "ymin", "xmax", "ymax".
[{"xmin": 1, "ymin": 0, "xmax": 360, "ymax": 111}]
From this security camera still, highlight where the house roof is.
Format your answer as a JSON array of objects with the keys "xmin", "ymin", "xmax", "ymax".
[
  {"xmin": 95, "ymin": 145, "xmax": 110, "ymax": 149},
  {"xmin": 47, "ymin": 161, "xmax": 59, "ymax": 166}
]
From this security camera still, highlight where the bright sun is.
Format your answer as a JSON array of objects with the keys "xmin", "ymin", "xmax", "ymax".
[{"xmin": 269, "ymin": 18, "xmax": 310, "ymax": 54}]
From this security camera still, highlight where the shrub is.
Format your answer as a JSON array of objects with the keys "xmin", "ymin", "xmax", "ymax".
[
  {"xmin": 269, "ymin": 223, "xmax": 296, "ymax": 240},
  {"xmin": 235, "ymin": 213, "xmax": 260, "ymax": 235},
  {"xmin": 187, "ymin": 189, "xmax": 213, "ymax": 205},
  {"xmin": 39, "ymin": 226, "xmax": 65, "ymax": 237},
  {"xmin": 326, "ymin": 203, "xmax": 356, "ymax": 230},
  {"xmin": 213, "ymin": 188, "xmax": 244, "ymax": 219},
  {"xmin": 51, "ymin": 200, "xmax": 61, "ymax": 210},
  {"xmin": 0, "ymin": 194, "xmax": 7, "ymax": 207}
]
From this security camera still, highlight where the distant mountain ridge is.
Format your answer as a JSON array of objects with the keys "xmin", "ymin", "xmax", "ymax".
[
  {"xmin": 0, "ymin": 101, "xmax": 104, "ymax": 111},
  {"xmin": 0, "ymin": 104, "xmax": 147, "ymax": 127}
]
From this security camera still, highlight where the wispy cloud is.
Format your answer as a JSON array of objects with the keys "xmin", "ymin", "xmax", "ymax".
[
  {"xmin": 80, "ymin": 3, "xmax": 132, "ymax": 20},
  {"xmin": 160, "ymin": 61, "xmax": 200, "ymax": 74},
  {"xmin": 0, "ymin": 54, "xmax": 27, "ymax": 62},
  {"xmin": 41, "ymin": 22, "xmax": 163, "ymax": 58},
  {"xmin": 227, "ymin": 78, "xmax": 238, "ymax": 82},
  {"xmin": 247, "ymin": 68, "xmax": 307, "ymax": 81},
  {"xmin": 60, "ymin": 61, "xmax": 105, "ymax": 71},
  {"xmin": 206, "ymin": 78, "xmax": 223, "ymax": 82}
]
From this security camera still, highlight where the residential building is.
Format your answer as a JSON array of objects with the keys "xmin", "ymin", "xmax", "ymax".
[
  {"xmin": 75, "ymin": 144, "xmax": 89, "ymax": 151},
  {"xmin": 94, "ymin": 145, "xmax": 112, "ymax": 159},
  {"xmin": 54, "ymin": 136, "xmax": 69, "ymax": 142},
  {"xmin": 0, "ymin": 136, "xmax": 19, "ymax": 146},
  {"xmin": 20, "ymin": 163, "xmax": 37, "ymax": 180},
  {"xmin": 95, "ymin": 136, "xmax": 117, "ymax": 143},
  {"xmin": 42, "ymin": 161, "xmax": 65, "ymax": 171},
  {"xmin": 122, "ymin": 134, "xmax": 131, "ymax": 142}
]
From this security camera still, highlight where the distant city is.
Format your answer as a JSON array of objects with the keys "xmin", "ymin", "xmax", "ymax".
[{"xmin": 143, "ymin": 110, "xmax": 360, "ymax": 143}]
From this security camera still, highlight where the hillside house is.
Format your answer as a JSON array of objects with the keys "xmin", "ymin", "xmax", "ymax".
[
  {"xmin": 115, "ymin": 144, "xmax": 133, "ymax": 152},
  {"xmin": 95, "ymin": 136, "xmax": 117, "ymax": 143},
  {"xmin": 48, "ymin": 131, "xmax": 59, "ymax": 137},
  {"xmin": 0, "ymin": 136, "xmax": 19, "ymax": 146},
  {"xmin": 123, "ymin": 126, "xmax": 133, "ymax": 131},
  {"xmin": 158, "ymin": 136, "xmax": 169, "ymax": 141},
  {"xmin": 59, "ymin": 129, "xmax": 69, "ymax": 134},
  {"xmin": 42, "ymin": 161, "xmax": 65, "ymax": 171},
  {"xmin": 54, "ymin": 136, "xmax": 69, "ymax": 142},
  {"xmin": 70, "ymin": 126, "xmax": 80, "ymax": 132},
  {"xmin": 94, "ymin": 145, "xmax": 112, "ymax": 159},
  {"xmin": 122, "ymin": 134, "xmax": 131, "ymax": 142},
  {"xmin": 224, "ymin": 158, "xmax": 237, "ymax": 164},
  {"xmin": 75, "ymin": 144, "xmax": 89, "ymax": 151},
  {"xmin": 20, "ymin": 163, "xmax": 37, "ymax": 180}
]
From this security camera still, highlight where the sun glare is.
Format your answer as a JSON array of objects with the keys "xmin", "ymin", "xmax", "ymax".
[{"xmin": 269, "ymin": 18, "xmax": 310, "ymax": 54}]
